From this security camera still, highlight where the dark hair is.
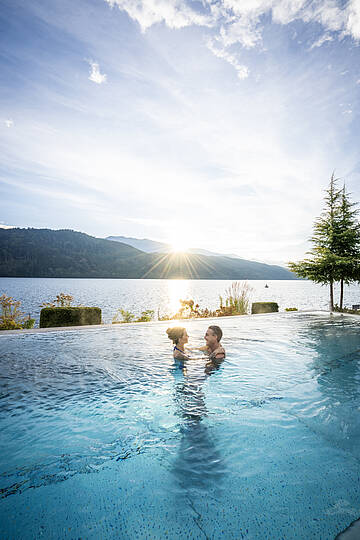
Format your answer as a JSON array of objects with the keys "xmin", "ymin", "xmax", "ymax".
[
  {"xmin": 166, "ymin": 327, "xmax": 186, "ymax": 345},
  {"xmin": 208, "ymin": 325, "xmax": 222, "ymax": 342}
]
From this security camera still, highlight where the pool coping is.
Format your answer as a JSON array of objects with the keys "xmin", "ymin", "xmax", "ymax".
[{"xmin": 0, "ymin": 309, "xmax": 353, "ymax": 336}]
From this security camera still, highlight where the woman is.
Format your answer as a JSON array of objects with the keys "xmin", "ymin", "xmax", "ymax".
[{"xmin": 166, "ymin": 327, "xmax": 190, "ymax": 360}]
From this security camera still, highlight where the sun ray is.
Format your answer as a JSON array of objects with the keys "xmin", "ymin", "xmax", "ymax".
[
  {"xmin": 181, "ymin": 252, "xmax": 199, "ymax": 279},
  {"xmin": 141, "ymin": 253, "xmax": 170, "ymax": 278},
  {"xmin": 140, "ymin": 250, "xmax": 217, "ymax": 280}
]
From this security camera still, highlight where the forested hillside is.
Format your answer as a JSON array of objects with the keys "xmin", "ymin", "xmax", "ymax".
[
  {"xmin": 0, "ymin": 228, "xmax": 297, "ymax": 279},
  {"xmin": 0, "ymin": 229, "xmax": 142, "ymax": 277}
]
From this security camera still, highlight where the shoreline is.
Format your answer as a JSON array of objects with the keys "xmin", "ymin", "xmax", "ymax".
[{"xmin": 0, "ymin": 309, "xmax": 349, "ymax": 336}]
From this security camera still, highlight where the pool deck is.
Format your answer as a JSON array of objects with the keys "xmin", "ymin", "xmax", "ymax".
[{"xmin": 0, "ymin": 309, "xmax": 351, "ymax": 336}]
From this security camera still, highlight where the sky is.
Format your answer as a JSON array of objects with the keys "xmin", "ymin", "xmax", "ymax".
[{"xmin": 1, "ymin": 0, "xmax": 360, "ymax": 265}]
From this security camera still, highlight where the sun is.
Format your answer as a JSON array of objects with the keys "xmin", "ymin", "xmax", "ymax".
[{"xmin": 170, "ymin": 241, "xmax": 189, "ymax": 253}]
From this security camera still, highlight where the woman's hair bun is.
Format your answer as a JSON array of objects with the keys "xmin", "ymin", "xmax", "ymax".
[{"xmin": 166, "ymin": 326, "xmax": 185, "ymax": 344}]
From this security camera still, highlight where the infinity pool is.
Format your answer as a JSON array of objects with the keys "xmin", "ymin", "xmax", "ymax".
[{"xmin": 1, "ymin": 313, "xmax": 360, "ymax": 539}]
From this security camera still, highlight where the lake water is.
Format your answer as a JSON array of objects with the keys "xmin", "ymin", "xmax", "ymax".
[{"xmin": 1, "ymin": 278, "xmax": 360, "ymax": 325}]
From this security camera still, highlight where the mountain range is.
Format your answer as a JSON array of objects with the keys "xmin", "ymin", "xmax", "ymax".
[
  {"xmin": 106, "ymin": 235, "xmax": 242, "ymax": 258},
  {"xmin": 0, "ymin": 228, "xmax": 297, "ymax": 280}
]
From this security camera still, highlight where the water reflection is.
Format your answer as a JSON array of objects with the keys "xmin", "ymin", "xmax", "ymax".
[
  {"xmin": 304, "ymin": 316, "xmax": 360, "ymax": 398},
  {"xmin": 286, "ymin": 315, "xmax": 360, "ymax": 459},
  {"xmin": 166, "ymin": 279, "xmax": 190, "ymax": 315},
  {"xmin": 171, "ymin": 356, "xmax": 225, "ymax": 497}
]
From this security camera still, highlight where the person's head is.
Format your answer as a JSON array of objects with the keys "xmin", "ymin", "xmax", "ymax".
[
  {"xmin": 166, "ymin": 326, "xmax": 188, "ymax": 346},
  {"xmin": 204, "ymin": 325, "xmax": 222, "ymax": 347}
]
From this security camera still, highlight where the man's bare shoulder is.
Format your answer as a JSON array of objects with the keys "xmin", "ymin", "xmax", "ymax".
[{"xmin": 210, "ymin": 345, "xmax": 225, "ymax": 359}]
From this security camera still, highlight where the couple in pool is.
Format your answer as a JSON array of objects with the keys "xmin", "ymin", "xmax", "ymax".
[{"xmin": 166, "ymin": 325, "xmax": 225, "ymax": 363}]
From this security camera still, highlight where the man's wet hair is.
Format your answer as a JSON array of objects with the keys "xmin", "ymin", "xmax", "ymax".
[{"xmin": 208, "ymin": 325, "xmax": 222, "ymax": 342}]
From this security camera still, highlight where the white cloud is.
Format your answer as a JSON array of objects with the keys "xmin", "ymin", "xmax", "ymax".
[
  {"xmin": 345, "ymin": 0, "xmax": 360, "ymax": 40},
  {"xmin": 0, "ymin": 223, "xmax": 15, "ymax": 229},
  {"xmin": 310, "ymin": 33, "xmax": 333, "ymax": 49},
  {"xmin": 219, "ymin": 18, "xmax": 263, "ymax": 49},
  {"xmin": 4, "ymin": 119, "xmax": 14, "ymax": 128},
  {"xmin": 103, "ymin": 0, "xmax": 360, "ymax": 81},
  {"xmin": 88, "ymin": 61, "xmax": 107, "ymax": 84},
  {"xmin": 207, "ymin": 39, "xmax": 249, "ymax": 79},
  {"xmin": 105, "ymin": 0, "xmax": 212, "ymax": 32}
]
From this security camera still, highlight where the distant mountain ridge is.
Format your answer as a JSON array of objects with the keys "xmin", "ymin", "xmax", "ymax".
[
  {"xmin": 106, "ymin": 236, "xmax": 172, "ymax": 253},
  {"xmin": 107, "ymin": 235, "xmax": 242, "ymax": 259},
  {"xmin": 0, "ymin": 228, "xmax": 297, "ymax": 280}
]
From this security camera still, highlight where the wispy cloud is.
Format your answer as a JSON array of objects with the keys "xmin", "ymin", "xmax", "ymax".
[
  {"xmin": 4, "ymin": 119, "xmax": 14, "ymax": 128},
  {"xmin": 105, "ymin": 0, "xmax": 212, "ymax": 32},
  {"xmin": 105, "ymin": 0, "xmax": 360, "ymax": 80},
  {"xmin": 88, "ymin": 61, "xmax": 107, "ymax": 84},
  {"xmin": 1, "ymin": 0, "xmax": 360, "ymax": 262},
  {"xmin": 0, "ymin": 223, "xmax": 15, "ymax": 229},
  {"xmin": 207, "ymin": 39, "xmax": 249, "ymax": 79},
  {"xmin": 347, "ymin": 0, "xmax": 360, "ymax": 40},
  {"xmin": 310, "ymin": 33, "xmax": 333, "ymax": 50}
]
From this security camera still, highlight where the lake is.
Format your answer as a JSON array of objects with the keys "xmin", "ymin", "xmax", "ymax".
[{"xmin": 1, "ymin": 278, "xmax": 360, "ymax": 326}]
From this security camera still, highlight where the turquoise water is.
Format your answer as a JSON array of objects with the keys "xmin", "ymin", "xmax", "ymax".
[{"xmin": 1, "ymin": 313, "xmax": 360, "ymax": 539}]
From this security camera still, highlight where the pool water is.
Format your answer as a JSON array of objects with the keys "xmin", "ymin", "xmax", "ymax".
[{"xmin": 1, "ymin": 313, "xmax": 360, "ymax": 539}]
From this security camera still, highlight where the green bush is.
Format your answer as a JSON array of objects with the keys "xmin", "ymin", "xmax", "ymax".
[
  {"xmin": 112, "ymin": 309, "xmax": 135, "ymax": 324},
  {"xmin": 251, "ymin": 302, "xmax": 279, "ymax": 314},
  {"xmin": 40, "ymin": 307, "xmax": 101, "ymax": 328},
  {"xmin": 0, "ymin": 319, "xmax": 23, "ymax": 330},
  {"xmin": 135, "ymin": 310, "xmax": 154, "ymax": 322},
  {"xmin": 0, "ymin": 294, "xmax": 33, "ymax": 330},
  {"xmin": 22, "ymin": 318, "xmax": 36, "ymax": 329},
  {"xmin": 218, "ymin": 281, "xmax": 252, "ymax": 316},
  {"xmin": 285, "ymin": 307, "xmax": 298, "ymax": 312}
]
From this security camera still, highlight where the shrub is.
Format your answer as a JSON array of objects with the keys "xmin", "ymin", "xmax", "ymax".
[
  {"xmin": 112, "ymin": 309, "xmax": 135, "ymax": 324},
  {"xmin": 41, "ymin": 293, "xmax": 74, "ymax": 308},
  {"xmin": 218, "ymin": 281, "xmax": 252, "ymax": 316},
  {"xmin": 0, "ymin": 294, "xmax": 31, "ymax": 330},
  {"xmin": 157, "ymin": 282, "xmax": 253, "ymax": 321},
  {"xmin": 251, "ymin": 302, "xmax": 279, "ymax": 314},
  {"xmin": 135, "ymin": 310, "xmax": 154, "ymax": 322},
  {"xmin": 116, "ymin": 281, "xmax": 252, "ymax": 324},
  {"xmin": 40, "ymin": 307, "xmax": 101, "ymax": 328},
  {"xmin": 22, "ymin": 318, "xmax": 36, "ymax": 329},
  {"xmin": 0, "ymin": 318, "xmax": 23, "ymax": 331},
  {"xmin": 285, "ymin": 307, "xmax": 298, "ymax": 312}
]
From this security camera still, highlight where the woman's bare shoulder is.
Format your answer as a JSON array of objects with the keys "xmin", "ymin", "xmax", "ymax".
[{"xmin": 173, "ymin": 350, "xmax": 188, "ymax": 360}]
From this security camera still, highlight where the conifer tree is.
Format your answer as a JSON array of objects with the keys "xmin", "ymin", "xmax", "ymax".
[
  {"xmin": 335, "ymin": 186, "xmax": 360, "ymax": 309},
  {"xmin": 288, "ymin": 173, "xmax": 345, "ymax": 310}
]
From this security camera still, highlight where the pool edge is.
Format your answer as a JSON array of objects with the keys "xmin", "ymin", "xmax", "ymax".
[{"xmin": 0, "ymin": 309, "xmax": 346, "ymax": 336}]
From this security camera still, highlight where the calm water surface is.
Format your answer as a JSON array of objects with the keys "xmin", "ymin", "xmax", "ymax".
[
  {"xmin": 1, "ymin": 278, "xmax": 360, "ymax": 325},
  {"xmin": 0, "ymin": 313, "xmax": 360, "ymax": 539}
]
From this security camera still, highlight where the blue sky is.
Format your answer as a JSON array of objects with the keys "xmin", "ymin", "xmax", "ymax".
[{"xmin": 1, "ymin": 0, "xmax": 360, "ymax": 264}]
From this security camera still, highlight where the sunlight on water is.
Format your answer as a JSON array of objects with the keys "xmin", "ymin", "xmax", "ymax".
[
  {"xmin": 2, "ymin": 277, "xmax": 360, "ymax": 324},
  {"xmin": 166, "ymin": 279, "xmax": 190, "ymax": 314}
]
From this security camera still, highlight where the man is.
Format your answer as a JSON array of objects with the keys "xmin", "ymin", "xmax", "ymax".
[{"xmin": 201, "ymin": 325, "xmax": 225, "ymax": 360}]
